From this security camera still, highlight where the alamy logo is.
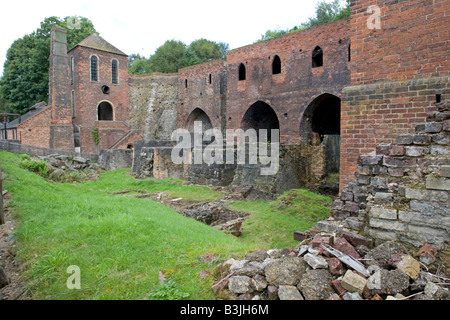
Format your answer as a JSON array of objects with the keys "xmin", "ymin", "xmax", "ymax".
[
  {"xmin": 171, "ymin": 121, "xmax": 280, "ymax": 176},
  {"xmin": 66, "ymin": 16, "xmax": 82, "ymax": 30},
  {"xmin": 66, "ymin": 265, "xmax": 81, "ymax": 290},
  {"xmin": 367, "ymin": 5, "xmax": 381, "ymax": 30}
]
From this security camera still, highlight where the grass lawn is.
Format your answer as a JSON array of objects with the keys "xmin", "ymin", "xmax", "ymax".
[{"xmin": 0, "ymin": 151, "xmax": 332, "ymax": 300}]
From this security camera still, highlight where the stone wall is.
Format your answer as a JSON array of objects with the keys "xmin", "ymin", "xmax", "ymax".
[
  {"xmin": 328, "ymin": 101, "xmax": 450, "ymax": 249},
  {"xmin": 98, "ymin": 149, "xmax": 133, "ymax": 170},
  {"xmin": 128, "ymin": 73, "xmax": 178, "ymax": 141}
]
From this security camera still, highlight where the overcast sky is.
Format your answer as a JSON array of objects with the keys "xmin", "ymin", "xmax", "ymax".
[{"xmin": 0, "ymin": 0, "xmax": 337, "ymax": 76}]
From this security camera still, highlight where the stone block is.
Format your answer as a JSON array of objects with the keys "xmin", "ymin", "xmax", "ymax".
[
  {"xmin": 265, "ymin": 256, "xmax": 306, "ymax": 286},
  {"xmin": 370, "ymin": 219, "xmax": 407, "ymax": 232},
  {"xmin": 341, "ymin": 270, "xmax": 367, "ymax": 295},
  {"xmin": 359, "ymin": 153, "xmax": 383, "ymax": 165},
  {"xmin": 344, "ymin": 202, "xmax": 360, "ymax": 214},
  {"xmin": 424, "ymin": 122, "xmax": 443, "ymax": 133},
  {"xmin": 413, "ymin": 134, "xmax": 432, "ymax": 145},
  {"xmin": 441, "ymin": 166, "xmax": 450, "ymax": 178},
  {"xmin": 370, "ymin": 206, "xmax": 397, "ymax": 220},
  {"xmin": 432, "ymin": 133, "xmax": 449, "ymax": 145},
  {"xmin": 278, "ymin": 286, "xmax": 304, "ymax": 300},
  {"xmin": 396, "ymin": 255, "xmax": 421, "ymax": 280},
  {"xmin": 341, "ymin": 191, "xmax": 354, "ymax": 201},
  {"xmin": 376, "ymin": 144, "xmax": 391, "ymax": 155},
  {"xmin": 430, "ymin": 145, "xmax": 449, "ymax": 156},
  {"xmin": 389, "ymin": 145, "xmax": 405, "ymax": 156},
  {"xmin": 383, "ymin": 156, "xmax": 417, "ymax": 168},
  {"xmin": 405, "ymin": 146, "xmax": 424, "ymax": 157},
  {"xmin": 228, "ymin": 276, "xmax": 254, "ymax": 294},
  {"xmin": 374, "ymin": 192, "xmax": 393, "ymax": 202},
  {"xmin": 297, "ymin": 269, "xmax": 334, "ymax": 300},
  {"xmin": 443, "ymin": 119, "xmax": 450, "ymax": 131},
  {"xmin": 343, "ymin": 292, "xmax": 363, "ymax": 300},
  {"xmin": 426, "ymin": 177, "xmax": 450, "ymax": 191},
  {"xmin": 396, "ymin": 134, "xmax": 414, "ymax": 145},
  {"xmin": 304, "ymin": 253, "xmax": 328, "ymax": 269}
]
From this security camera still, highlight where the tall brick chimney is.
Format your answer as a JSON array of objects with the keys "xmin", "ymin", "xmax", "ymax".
[{"xmin": 48, "ymin": 26, "xmax": 74, "ymax": 151}]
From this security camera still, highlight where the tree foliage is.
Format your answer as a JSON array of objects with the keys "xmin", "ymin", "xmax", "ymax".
[
  {"xmin": 128, "ymin": 39, "xmax": 229, "ymax": 75},
  {"xmin": 258, "ymin": 0, "xmax": 350, "ymax": 42},
  {"xmin": 0, "ymin": 16, "xmax": 96, "ymax": 114}
]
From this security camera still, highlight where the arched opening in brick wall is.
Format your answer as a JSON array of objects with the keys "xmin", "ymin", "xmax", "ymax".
[
  {"xmin": 312, "ymin": 46, "xmax": 323, "ymax": 68},
  {"xmin": 238, "ymin": 63, "xmax": 246, "ymax": 81},
  {"xmin": 272, "ymin": 55, "xmax": 281, "ymax": 74},
  {"xmin": 186, "ymin": 108, "xmax": 213, "ymax": 133},
  {"xmin": 241, "ymin": 101, "xmax": 280, "ymax": 142},
  {"xmin": 97, "ymin": 101, "xmax": 114, "ymax": 121},
  {"xmin": 301, "ymin": 94, "xmax": 341, "ymax": 192}
]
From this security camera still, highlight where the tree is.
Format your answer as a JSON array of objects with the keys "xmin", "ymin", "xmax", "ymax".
[
  {"xmin": 188, "ymin": 39, "xmax": 229, "ymax": 62},
  {"xmin": 128, "ymin": 54, "xmax": 151, "ymax": 75},
  {"xmin": 131, "ymin": 38, "xmax": 230, "ymax": 74},
  {"xmin": 0, "ymin": 16, "xmax": 96, "ymax": 115},
  {"xmin": 258, "ymin": 0, "xmax": 350, "ymax": 42},
  {"xmin": 147, "ymin": 40, "xmax": 191, "ymax": 74}
]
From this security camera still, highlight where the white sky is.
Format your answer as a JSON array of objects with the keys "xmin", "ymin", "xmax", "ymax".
[{"xmin": 0, "ymin": 0, "xmax": 338, "ymax": 76}]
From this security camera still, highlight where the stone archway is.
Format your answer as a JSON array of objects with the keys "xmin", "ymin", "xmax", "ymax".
[
  {"xmin": 241, "ymin": 101, "xmax": 280, "ymax": 141},
  {"xmin": 300, "ymin": 93, "xmax": 341, "ymax": 192},
  {"xmin": 186, "ymin": 108, "xmax": 213, "ymax": 133}
]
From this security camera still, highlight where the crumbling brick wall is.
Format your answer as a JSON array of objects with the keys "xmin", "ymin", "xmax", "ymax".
[{"xmin": 330, "ymin": 101, "xmax": 449, "ymax": 249}]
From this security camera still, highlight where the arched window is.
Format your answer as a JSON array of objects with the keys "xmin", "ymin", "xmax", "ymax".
[
  {"xmin": 98, "ymin": 101, "xmax": 114, "ymax": 121},
  {"xmin": 70, "ymin": 56, "xmax": 75, "ymax": 85},
  {"xmin": 272, "ymin": 55, "xmax": 281, "ymax": 74},
  {"xmin": 111, "ymin": 59, "xmax": 118, "ymax": 84},
  {"xmin": 312, "ymin": 46, "xmax": 323, "ymax": 68},
  {"xmin": 238, "ymin": 63, "xmax": 246, "ymax": 81},
  {"xmin": 91, "ymin": 55, "xmax": 98, "ymax": 82}
]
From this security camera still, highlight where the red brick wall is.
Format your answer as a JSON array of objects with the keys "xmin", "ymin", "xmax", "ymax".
[
  {"xmin": 177, "ymin": 60, "xmax": 227, "ymax": 131},
  {"xmin": 339, "ymin": 0, "xmax": 450, "ymax": 189},
  {"xmin": 226, "ymin": 19, "xmax": 351, "ymax": 144},
  {"xmin": 17, "ymin": 108, "xmax": 51, "ymax": 149},
  {"xmin": 350, "ymin": 0, "xmax": 449, "ymax": 85},
  {"xmin": 69, "ymin": 46, "xmax": 129, "ymax": 153}
]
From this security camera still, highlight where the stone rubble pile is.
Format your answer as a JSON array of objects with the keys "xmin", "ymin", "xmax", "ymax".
[
  {"xmin": 211, "ymin": 232, "xmax": 449, "ymax": 300},
  {"xmin": 37, "ymin": 154, "xmax": 100, "ymax": 180}
]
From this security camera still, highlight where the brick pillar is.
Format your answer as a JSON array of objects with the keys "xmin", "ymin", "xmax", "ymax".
[{"xmin": 49, "ymin": 26, "xmax": 74, "ymax": 151}]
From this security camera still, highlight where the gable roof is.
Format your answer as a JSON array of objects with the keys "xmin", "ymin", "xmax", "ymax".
[
  {"xmin": 2, "ymin": 102, "xmax": 49, "ymax": 129},
  {"xmin": 69, "ymin": 33, "xmax": 127, "ymax": 56}
]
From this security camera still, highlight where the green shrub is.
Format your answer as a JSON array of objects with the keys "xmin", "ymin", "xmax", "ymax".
[
  {"xmin": 20, "ymin": 158, "xmax": 49, "ymax": 177},
  {"xmin": 149, "ymin": 279, "xmax": 190, "ymax": 300}
]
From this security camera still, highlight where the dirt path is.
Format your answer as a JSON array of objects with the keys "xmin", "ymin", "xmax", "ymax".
[{"xmin": 0, "ymin": 195, "xmax": 31, "ymax": 300}]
